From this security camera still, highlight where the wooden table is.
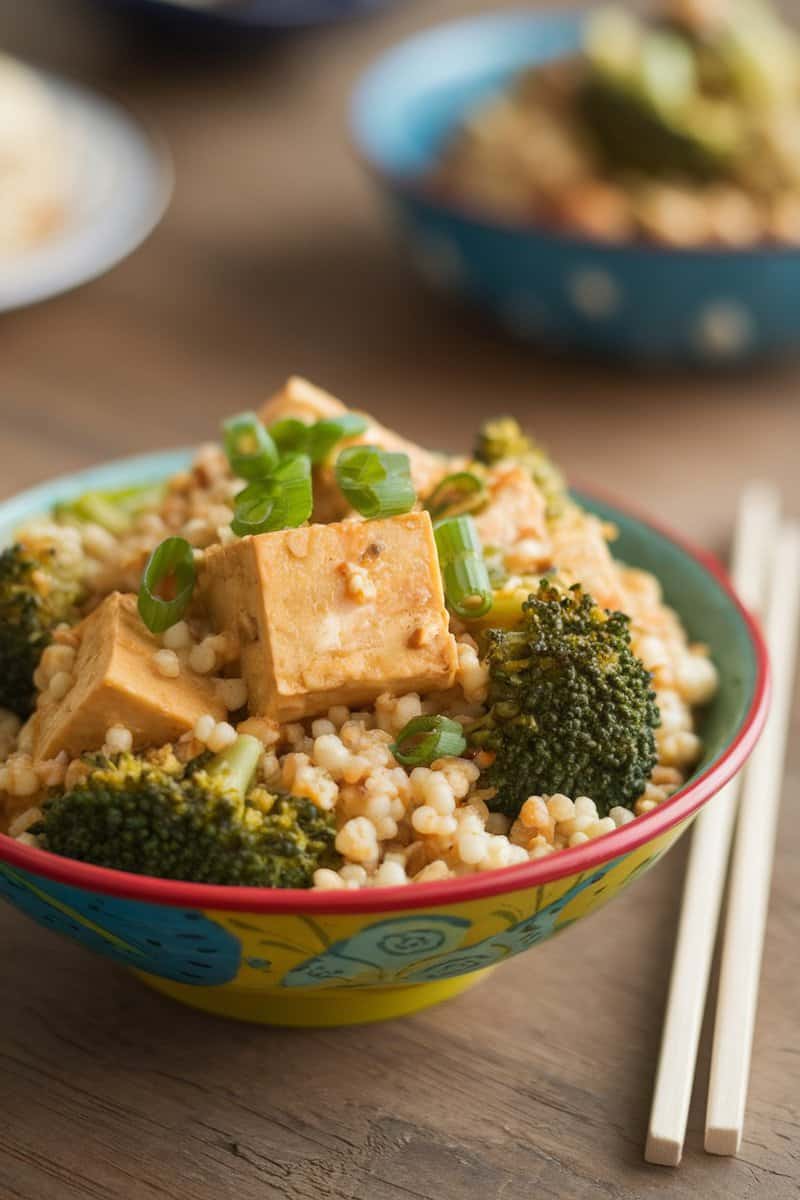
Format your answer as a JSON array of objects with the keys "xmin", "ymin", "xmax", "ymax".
[{"xmin": 1, "ymin": 2, "xmax": 798, "ymax": 1197}]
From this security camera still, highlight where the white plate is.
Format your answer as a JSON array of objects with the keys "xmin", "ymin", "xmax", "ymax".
[{"xmin": 0, "ymin": 73, "xmax": 172, "ymax": 312}]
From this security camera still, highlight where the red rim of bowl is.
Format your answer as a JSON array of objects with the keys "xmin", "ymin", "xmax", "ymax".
[
  {"xmin": 0, "ymin": 490, "xmax": 770, "ymax": 913},
  {"xmin": 349, "ymin": 8, "xmax": 800, "ymax": 260}
]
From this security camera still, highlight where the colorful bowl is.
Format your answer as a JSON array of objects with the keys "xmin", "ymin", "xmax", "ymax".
[
  {"xmin": 0, "ymin": 451, "xmax": 768, "ymax": 1026},
  {"xmin": 351, "ymin": 9, "xmax": 800, "ymax": 362}
]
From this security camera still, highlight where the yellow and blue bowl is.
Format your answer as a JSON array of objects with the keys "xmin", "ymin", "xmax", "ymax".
[
  {"xmin": 351, "ymin": 9, "xmax": 800, "ymax": 362},
  {"xmin": 0, "ymin": 450, "xmax": 768, "ymax": 1025}
]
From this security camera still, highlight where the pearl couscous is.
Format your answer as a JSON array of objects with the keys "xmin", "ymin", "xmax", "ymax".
[{"xmin": 0, "ymin": 377, "xmax": 717, "ymax": 890}]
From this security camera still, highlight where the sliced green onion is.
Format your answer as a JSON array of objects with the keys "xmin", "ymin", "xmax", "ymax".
[
  {"xmin": 307, "ymin": 413, "xmax": 369, "ymax": 465},
  {"xmin": 138, "ymin": 536, "xmax": 196, "ymax": 633},
  {"xmin": 425, "ymin": 471, "xmax": 487, "ymax": 520},
  {"xmin": 434, "ymin": 515, "xmax": 492, "ymax": 619},
  {"xmin": 269, "ymin": 412, "xmax": 370, "ymax": 464},
  {"xmin": 269, "ymin": 417, "xmax": 310, "ymax": 455},
  {"xmin": 230, "ymin": 453, "xmax": 312, "ymax": 536},
  {"xmin": 443, "ymin": 557, "xmax": 494, "ymax": 617},
  {"xmin": 391, "ymin": 715, "xmax": 467, "ymax": 767},
  {"xmin": 334, "ymin": 445, "xmax": 416, "ymax": 519},
  {"xmin": 434, "ymin": 514, "xmax": 482, "ymax": 559},
  {"xmin": 223, "ymin": 411, "xmax": 280, "ymax": 481}
]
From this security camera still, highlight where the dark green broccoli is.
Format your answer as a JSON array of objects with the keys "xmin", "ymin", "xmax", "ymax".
[
  {"xmin": 577, "ymin": 14, "xmax": 743, "ymax": 180},
  {"xmin": 578, "ymin": 75, "xmax": 738, "ymax": 181},
  {"xmin": 470, "ymin": 580, "xmax": 660, "ymax": 818},
  {"xmin": 0, "ymin": 535, "xmax": 84, "ymax": 718},
  {"xmin": 474, "ymin": 417, "xmax": 567, "ymax": 518},
  {"xmin": 35, "ymin": 734, "xmax": 340, "ymax": 888}
]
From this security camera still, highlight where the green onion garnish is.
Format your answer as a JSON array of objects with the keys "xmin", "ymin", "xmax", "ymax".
[
  {"xmin": 269, "ymin": 417, "xmax": 309, "ymax": 455},
  {"xmin": 223, "ymin": 412, "xmax": 280, "ymax": 481},
  {"xmin": 391, "ymin": 715, "xmax": 467, "ymax": 767},
  {"xmin": 138, "ymin": 536, "xmax": 196, "ymax": 633},
  {"xmin": 269, "ymin": 412, "xmax": 369, "ymax": 464},
  {"xmin": 425, "ymin": 471, "xmax": 487, "ymax": 521},
  {"xmin": 307, "ymin": 413, "xmax": 369, "ymax": 465},
  {"xmin": 434, "ymin": 515, "xmax": 493, "ymax": 619},
  {"xmin": 230, "ymin": 453, "xmax": 312, "ymax": 536},
  {"xmin": 335, "ymin": 445, "xmax": 416, "ymax": 519}
]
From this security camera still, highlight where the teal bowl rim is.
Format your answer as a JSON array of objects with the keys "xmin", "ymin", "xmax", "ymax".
[
  {"xmin": 350, "ymin": 6, "xmax": 800, "ymax": 261},
  {"xmin": 0, "ymin": 448, "xmax": 769, "ymax": 913}
]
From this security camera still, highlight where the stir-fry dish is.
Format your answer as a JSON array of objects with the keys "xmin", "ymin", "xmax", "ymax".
[
  {"xmin": 434, "ymin": 0, "xmax": 800, "ymax": 247},
  {"xmin": 0, "ymin": 378, "xmax": 717, "ymax": 889}
]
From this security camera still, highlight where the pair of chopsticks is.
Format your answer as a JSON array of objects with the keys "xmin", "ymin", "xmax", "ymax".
[{"xmin": 646, "ymin": 483, "xmax": 800, "ymax": 1167}]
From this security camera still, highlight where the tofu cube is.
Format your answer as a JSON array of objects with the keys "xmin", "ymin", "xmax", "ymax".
[
  {"xmin": 260, "ymin": 375, "xmax": 348, "ymax": 427},
  {"xmin": 34, "ymin": 592, "xmax": 225, "ymax": 761},
  {"xmin": 203, "ymin": 512, "xmax": 458, "ymax": 721},
  {"xmin": 259, "ymin": 377, "xmax": 447, "ymax": 521},
  {"xmin": 475, "ymin": 465, "xmax": 550, "ymax": 553},
  {"xmin": 550, "ymin": 510, "xmax": 626, "ymax": 610}
]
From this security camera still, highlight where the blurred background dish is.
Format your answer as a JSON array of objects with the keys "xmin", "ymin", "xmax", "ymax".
[
  {"xmin": 95, "ymin": 0, "xmax": 399, "ymax": 35},
  {"xmin": 351, "ymin": 8, "xmax": 800, "ymax": 362},
  {"xmin": 434, "ymin": 0, "xmax": 800, "ymax": 249},
  {"xmin": 0, "ymin": 54, "xmax": 69, "ymax": 257},
  {"xmin": 0, "ymin": 64, "xmax": 170, "ymax": 313}
]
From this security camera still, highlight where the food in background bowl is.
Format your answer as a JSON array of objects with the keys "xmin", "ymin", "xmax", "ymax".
[
  {"xmin": 434, "ymin": 0, "xmax": 800, "ymax": 248},
  {"xmin": 0, "ymin": 53, "xmax": 68, "ymax": 254},
  {"xmin": 352, "ymin": 7, "xmax": 800, "ymax": 359},
  {"xmin": 2, "ymin": 378, "xmax": 717, "ymax": 892}
]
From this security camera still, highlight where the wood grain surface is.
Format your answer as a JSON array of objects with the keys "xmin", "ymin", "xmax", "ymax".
[{"xmin": 1, "ymin": 2, "xmax": 798, "ymax": 1197}]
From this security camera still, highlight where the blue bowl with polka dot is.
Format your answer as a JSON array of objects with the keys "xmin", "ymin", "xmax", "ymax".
[{"xmin": 351, "ymin": 9, "xmax": 800, "ymax": 363}]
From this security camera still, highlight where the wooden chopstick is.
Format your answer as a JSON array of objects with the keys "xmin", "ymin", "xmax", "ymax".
[
  {"xmin": 645, "ymin": 483, "xmax": 780, "ymax": 1167},
  {"xmin": 705, "ymin": 521, "xmax": 800, "ymax": 1155}
]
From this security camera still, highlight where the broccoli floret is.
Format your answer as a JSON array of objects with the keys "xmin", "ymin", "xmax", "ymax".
[
  {"xmin": 0, "ymin": 532, "xmax": 84, "ymax": 718},
  {"xmin": 35, "ymin": 734, "xmax": 340, "ymax": 888},
  {"xmin": 474, "ymin": 417, "xmax": 567, "ymax": 518},
  {"xmin": 470, "ymin": 580, "xmax": 660, "ymax": 818}
]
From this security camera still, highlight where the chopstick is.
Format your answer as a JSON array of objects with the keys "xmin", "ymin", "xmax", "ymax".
[
  {"xmin": 705, "ymin": 521, "xmax": 800, "ymax": 1155},
  {"xmin": 645, "ymin": 483, "xmax": 780, "ymax": 1167}
]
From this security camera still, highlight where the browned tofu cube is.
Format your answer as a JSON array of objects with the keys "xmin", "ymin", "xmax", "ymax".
[
  {"xmin": 475, "ymin": 465, "xmax": 550, "ymax": 553},
  {"xmin": 259, "ymin": 376, "xmax": 347, "ymax": 426},
  {"xmin": 550, "ymin": 509, "xmax": 626, "ymax": 610},
  {"xmin": 34, "ymin": 592, "xmax": 225, "ymax": 762},
  {"xmin": 259, "ymin": 377, "xmax": 448, "ymax": 521},
  {"xmin": 203, "ymin": 512, "xmax": 458, "ymax": 721}
]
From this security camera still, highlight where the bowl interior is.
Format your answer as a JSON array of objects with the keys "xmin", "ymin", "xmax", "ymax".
[
  {"xmin": 0, "ymin": 450, "xmax": 757, "ymax": 801},
  {"xmin": 574, "ymin": 490, "xmax": 755, "ymax": 779},
  {"xmin": 352, "ymin": 10, "xmax": 582, "ymax": 178}
]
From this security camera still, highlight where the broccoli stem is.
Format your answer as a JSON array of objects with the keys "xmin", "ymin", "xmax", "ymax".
[
  {"xmin": 206, "ymin": 734, "xmax": 262, "ymax": 800},
  {"xmin": 64, "ymin": 493, "xmax": 131, "ymax": 535},
  {"xmin": 55, "ymin": 483, "xmax": 167, "ymax": 536}
]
